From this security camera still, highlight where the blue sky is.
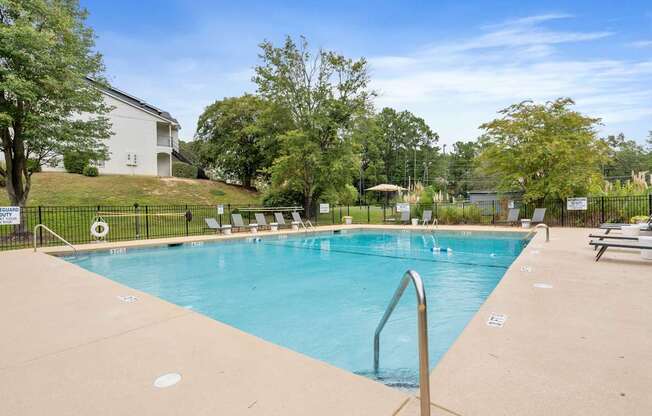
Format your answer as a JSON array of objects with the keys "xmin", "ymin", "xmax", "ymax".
[{"xmin": 81, "ymin": 0, "xmax": 652, "ymax": 145}]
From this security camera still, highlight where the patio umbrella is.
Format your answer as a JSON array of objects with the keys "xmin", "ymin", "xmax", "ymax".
[
  {"xmin": 365, "ymin": 184, "xmax": 407, "ymax": 204},
  {"xmin": 365, "ymin": 184, "xmax": 407, "ymax": 192}
]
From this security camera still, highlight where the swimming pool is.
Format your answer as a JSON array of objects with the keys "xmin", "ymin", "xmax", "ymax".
[{"xmin": 66, "ymin": 229, "xmax": 529, "ymax": 387}]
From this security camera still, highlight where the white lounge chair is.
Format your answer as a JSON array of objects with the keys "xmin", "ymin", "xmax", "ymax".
[{"xmin": 231, "ymin": 213, "xmax": 258, "ymax": 233}]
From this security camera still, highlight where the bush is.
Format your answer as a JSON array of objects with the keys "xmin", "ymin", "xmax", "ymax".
[
  {"xmin": 63, "ymin": 151, "xmax": 93, "ymax": 174},
  {"xmin": 338, "ymin": 184, "xmax": 359, "ymax": 206},
  {"xmin": 82, "ymin": 165, "xmax": 99, "ymax": 177},
  {"xmin": 172, "ymin": 162, "xmax": 198, "ymax": 178},
  {"xmin": 262, "ymin": 188, "xmax": 303, "ymax": 207},
  {"xmin": 631, "ymin": 215, "xmax": 650, "ymax": 224}
]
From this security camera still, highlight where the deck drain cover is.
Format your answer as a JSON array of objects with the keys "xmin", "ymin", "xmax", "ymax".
[
  {"xmin": 487, "ymin": 313, "xmax": 507, "ymax": 328},
  {"xmin": 154, "ymin": 373, "xmax": 182, "ymax": 388},
  {"xmin": 520, "ymin": 265, "xmax": 532, "ymax": 273},
  {"xmin": 117, "ymin": 295, "xmax": 138, "ymax": 303},
  {"xmin": 534, "ymin": 283, "xmax": 553, "ymax": 289}
]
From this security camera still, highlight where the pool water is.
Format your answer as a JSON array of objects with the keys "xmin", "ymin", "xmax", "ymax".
[{"xmin": 66, "ymin": 229, "xmax": 529, "ymax": 387}]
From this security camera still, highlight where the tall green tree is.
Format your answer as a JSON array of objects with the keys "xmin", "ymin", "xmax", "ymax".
[
  {"xmin": 478, "ymin": 98, "xmax": 608, "ymax": 201},
  {"xmin": 0, "ymin": 0, "xmax": 110, "ymax": 211},
  {"xmin": 352, "ymin": 107, "xmax": 440, "ymax": 199},
  {"xmin": 373, "ymin": 108, "xmax": 439, "ymax": 188},
  {"xmin": 447, "ymin": 140, "xmax": 480, "ymax": 197},
  {"xmin": 253, "ymin": 36, "xmax": 372, "ymax": 212},
  {"xmin": 195, "ymin": 95, "xmax": 289, "ymax": 188},
  {"xmin": 602, "ymin": 133, "xmax": 650, "ymax": 178}
]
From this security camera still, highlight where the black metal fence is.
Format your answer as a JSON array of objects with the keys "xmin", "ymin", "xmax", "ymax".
[{"xmin": 2, "ymin": 195, "xmax": 651, "ymax": 251}]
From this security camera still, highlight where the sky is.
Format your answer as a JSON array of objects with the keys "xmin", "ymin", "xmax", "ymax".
[{"xmin": 81, "ymin": 0, "xmax": 652, "ymax": 146}]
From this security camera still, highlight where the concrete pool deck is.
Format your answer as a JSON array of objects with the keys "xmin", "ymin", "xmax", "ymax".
[{"xmin": 1, "ymin": 225, "xmax": 651, "ymax": 415}]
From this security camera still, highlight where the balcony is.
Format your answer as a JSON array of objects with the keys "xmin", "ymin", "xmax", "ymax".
[{"xmin": 157, "ymin": 136, "xmax": 172, "ymax": 147}]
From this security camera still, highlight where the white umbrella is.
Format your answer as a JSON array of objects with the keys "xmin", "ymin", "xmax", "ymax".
[{"xmin": 365, "ymin": 184, "xmax": 407, "ymax": 192}]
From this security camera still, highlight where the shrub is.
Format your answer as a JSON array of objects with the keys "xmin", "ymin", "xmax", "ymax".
[
  {"xmin": 172, "ymin": 162, "xmax": 198, "ymax": 178},
  {"xmin": 631, "ymin": 215, "xmax": 650, "ymax": 224},
  {"xmin": 82, "ymin": 165, "xmax": 99, "ymax": 177},
  {"xmin": 338, "ymin": 184, "xmax": 359, "ymax": 206},
  {"xmin": 63, "ymin": 151, "xmax": 93, "ymax": 174},
  {"xmin": 262, "ymin": 188, "xmax": 303, "ymax": 207}
]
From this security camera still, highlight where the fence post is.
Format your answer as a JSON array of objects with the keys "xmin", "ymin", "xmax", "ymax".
[
  {"xmin": 601, "ymin": 197, "xmax": 605, "ymax": 225},
  {"xmin": 649, "ymin": 194, "xmax": 652, "ymax": 216},
  {"xmin": 383, "ymin": 204, "xmax": 386, "ymax": 222},
  {"xmin": 492, "ymin": 200, "xmax": 495, "ymax": 224},
  {"xmin": 38, "ymin": 206, "xmax": 43, "ymax": 246},
  {"xmin": 331, "ymin": 207, "xmax": 335, "ymax": 225},
  {"xmin": 560, "ymin": 199, "xmax": 565, "ymax": 227},
  {"xmin": 367, "ymin": 205, "xmax": 370, "ymax": 223},
  {"xmin": 134, "ymin": 203, "xmax": 140, "ymax": 238},
  {"xmin": 185, "ymin": 204, "xmax": 189, "ymax": 236},
  {"xmin": 145, "ymin": 205, "xmax": 150, "ymax": 239}
]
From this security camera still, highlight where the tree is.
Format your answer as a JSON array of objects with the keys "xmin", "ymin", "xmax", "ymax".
[
  {"xmin": 195, "ymin": 95, "xmax": 289, "ymax": 188},
  {"xmin": 373, "ymin": 108, "xmax": 439, "ymax": 188},
  {"xmin": 0, "ymin": 0, "xmax": 110, "ymax": 214},
  {"xmin": 602, "ymin": 133, "xmax": 650, "ymax": 178},
  {"xmin": 352, "ymin": 107, "xmax": 440, "ymax": 201},
  {"xmin": 447, "ymin": 141, "xmax": 480, "ymax": 197},
  {"xmin": 253, "ymin": 36, "xmax": 371, "ymax": 212},
  {"xmin": 478, "ymin": 98, "xmax": 608, "ymax": 202}
]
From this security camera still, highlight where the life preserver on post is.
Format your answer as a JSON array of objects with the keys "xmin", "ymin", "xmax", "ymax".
[{"xmin": 90, "ymin": 221, "xmax": 110, "ymax": 238}]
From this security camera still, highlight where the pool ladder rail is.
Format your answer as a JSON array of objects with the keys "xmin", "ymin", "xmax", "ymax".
[
  {"xmin": 534, "ymin": 223, "xmax": 550, "ymax": 242},
  {"xmin": 374, "ymin": 270, "xmax": 431, "ymax": 416},
  {"xmin": 33, "ymin": 224, "xmax": 78, "ymax": 257},
  {"xmin": 300, "ymin": 219, "xmax": 315, "ymax": 232}
]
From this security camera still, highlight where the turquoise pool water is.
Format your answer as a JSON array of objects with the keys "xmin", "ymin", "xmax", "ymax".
[{"xmin": 66, "ymin": 229, "xmax": 529, "ymax": 387}]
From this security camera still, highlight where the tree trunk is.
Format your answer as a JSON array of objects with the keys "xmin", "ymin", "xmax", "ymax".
[
  {"xmin": 303, "ymin": 193, "xmax": 313, "ymax": 219},
  {"xmin": 2, "ymin": 125, "xmax": 31, "ymax": 235}
]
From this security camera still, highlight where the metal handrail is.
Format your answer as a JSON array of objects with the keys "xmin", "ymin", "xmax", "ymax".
[
  {"xmin": 374, "ymin": 270, "xmax": 430, "ymax": 416},
  {"xmin": 535, "ymin": 223, "xmax": 550, "ymax": 242},
  {"xmin": 33, "ymin": 224, "xmax": 78, "ymax": 257}
]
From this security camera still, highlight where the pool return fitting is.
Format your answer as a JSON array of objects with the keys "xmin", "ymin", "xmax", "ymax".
[{"xmin": 374, "ymin": 270, "xmax": 431, "ymax": 416}]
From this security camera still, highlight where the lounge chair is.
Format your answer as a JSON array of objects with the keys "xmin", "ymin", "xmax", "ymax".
[
  {"xmin": 291, "ymin": 211, "xmax": 314, "ymax": 230},
  {"xmin": 588, "ymin": 233, "xmax": 638, "ymax": 241},
  {"xmin": 231, "ymin": 213, "xmax": 257, "ymax": 232},
  {"xmin": 599, "ymin": 214, "xmax": 652, "ymax": 234},
  {"xmin": 398, "ymin": 210, "xmax": 410, "ymax": 224},
  {"xmin": 421, "ymin": 210, "xmax": 434, "ymax": 225},
  {"xmin": 495, "ymin": 208, "xmax": 520, "ymax": 226},
  {"xmin": 274, "ymin": 212, "xmax": 289, "ymax": 228},
  {"xmin": 589, "ymin": 239, "xmax": 652, "ymax": 261},
  {"xmin": 531, "ymin": 208, "xmax": 546, "ymax": 224},
  {"xmin": 204, "ymin": 218, "xmax": 221, "ymax": 233},
  {"xmin": 255, "ymin": 213, "xmax": 278, "ymax": 231}
]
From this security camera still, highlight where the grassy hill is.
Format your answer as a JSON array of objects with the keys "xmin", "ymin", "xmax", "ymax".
[{"xmin": 0, "ymin": 172, "xmax": 261, "ymax": 206}]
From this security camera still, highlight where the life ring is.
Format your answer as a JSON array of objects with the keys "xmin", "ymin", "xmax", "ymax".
[{"xmin": 91, "ymin": 221, "xmax": 110, "ymax": 238}]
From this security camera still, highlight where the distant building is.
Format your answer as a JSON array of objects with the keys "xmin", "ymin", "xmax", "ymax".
[{"xmin": 44, "ymin": 78, "xmax": 181, "ymax": 176}]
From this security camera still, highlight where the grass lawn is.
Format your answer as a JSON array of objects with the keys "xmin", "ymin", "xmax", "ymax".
[{"xmin": 0, "ymin": 172, "xmax": 261, "ymax": 206}]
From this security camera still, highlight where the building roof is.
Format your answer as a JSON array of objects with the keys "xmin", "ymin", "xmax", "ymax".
[{"xmin": 86, "ymin": 77, "xmax": 180, "ymax": 126}]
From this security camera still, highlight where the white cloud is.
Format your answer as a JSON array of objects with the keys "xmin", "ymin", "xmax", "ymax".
[
  {"xmin": 630, "ymin": 40, "xmax": 652, "ymax": 48},
  {"xmin": 370, "ymin": 14, "xmax": 652, "ymax": 144}
]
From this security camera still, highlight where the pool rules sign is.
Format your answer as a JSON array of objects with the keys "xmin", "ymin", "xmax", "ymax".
[{"xmin": 0, "ymin": 206, "xmax": 21, "ymax": 225}]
